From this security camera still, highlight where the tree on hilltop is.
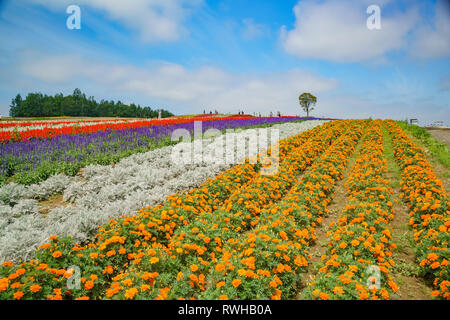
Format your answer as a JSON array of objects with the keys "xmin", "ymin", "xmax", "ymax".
[{"xmin": 299, "ymin": 92, "xmax": 317, "ymax": 117}]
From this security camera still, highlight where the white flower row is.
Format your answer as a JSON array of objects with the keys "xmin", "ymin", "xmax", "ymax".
[{"xmin": 0, "ymin": 120, "xmax": 326, "ymax": 263}]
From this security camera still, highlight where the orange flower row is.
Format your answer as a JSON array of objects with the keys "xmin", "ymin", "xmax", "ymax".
[
  {"xmin": 304, "ymin": 120, "xmax": 400, "ymax": 300},
  {"xmin": 384, "ymin": 120, "xmax": 449, "ymax": 300}
]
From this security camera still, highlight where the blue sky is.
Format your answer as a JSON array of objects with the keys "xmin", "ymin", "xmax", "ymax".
[{"xmin": 0, "ymin": 0, "xmax": 449, "ymax": 125}]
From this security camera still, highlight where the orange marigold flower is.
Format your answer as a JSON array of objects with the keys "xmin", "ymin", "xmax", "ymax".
[
  {"xmin": 30, "ymin": 284, "xmax": 41, "ymax": 293},
  {"xmin": 351, "ymin": 240, "xmax": 360, "ymax": 247},
  {"xmin": 232, "ymin": 279, "xmax": 242, "ymax": 288},
  {"xmin": 215, "ymin": 264, "xmax": 225, "ymax": 272},
  {"xmin": 190, "ymin": 264, "xmax": 199, "ymax": 272},
  {"xmin": 427, "ymin": 253, "xmax": 438, "ymax": 261},
  {"xmin": 340, "ymin": 277, "xmax": 351, "ymax": 284},
  {"xmin": 13, "ymin": 291, "xmax": 24, "ymax": 300},
  {"xmin": 339, "ymin": 242, "xmax": 347, "ymax": 249},
  {"xmin": 333, "ymin": 287, "xmax": 344, "ymax": 295},
  {"xmin": 52, "ymin": 251, "xmax": 62, "ymax": 258},
  {"xmin": 216, "ymin": 281, "xmax": 225, "ymax": 289},
  {"xmin": 84, "ymin": 280, "xmax": 94, "ymax": 290},
  {"xmin": 103, "ymin": 265, "xmax": 114, "ymax": 275},
  {"xmin": 90, "ymin": 253, "xmax": 98, "ymax": 259},
  {"xmin": 430, "ymin": 261, "xmax": 440, "ymax": 269},
  {"xmin": 348, "ymin": 265, "xmax": 358, "ymax": 272},
  {"xmin": 271, "ymin": 293, "xmax": 281, "ymax": 300},
  {"xmin": 431, "ymin": 290, "xmax": 440, "ymax": 297},
  {"xmin": 106, "ymin": 250, "xmax": 116, "ymax": 257},
  {"xmin": 150, "ymin": 257, "xmax": 159, "ymax": 264},
  {"xmin": 189, "ymin": 274, "xmax": 197, "ymax": 282},
  {"xmin": 124, "ymin": 288, "xmax": 138, "ymax": 300},
  {"xmin": 359, "ymin": 291, "xmax": 369, "ymax": 300},
  {"xmin": 141, "ymin": 284, "xmax": 151, "ymax": 292},
  {"xmin": 16, "ymin": 268, "xmax": 26, "ymax": 276},
  {"xmin": 388, "ymin": 280, "xmax": 399, "ymax": 292},
  {"xmin": 219, "ymin": 295, "xmax": 228, "ymax": 300},
  {"xmin": 380, "ymin": 289, "xmax": 389, "ymax": 300},
  {"xmin": 319, "ymin": 292, "xmax": 330, "ymax": 300}
]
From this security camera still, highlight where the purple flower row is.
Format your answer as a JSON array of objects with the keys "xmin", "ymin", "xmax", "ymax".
[{"xmin": 0, "ymin": 116, "xmax": 327, "ymax": 184}]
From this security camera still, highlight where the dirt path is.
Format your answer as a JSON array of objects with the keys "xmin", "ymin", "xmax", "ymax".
[
  {"xmin": 297, "ymin": 132, "xmax": 366, "ymax": 297},
  {"xmin": 425, "ymin": 127, "xmax": 450, "ymax": 149},
  {"xmin": 38, "ymin": 194, "xmax": 69, "ymax": 214},
  {"xmin": 382, "ymin": 128, "xmax": 433, "ymax": 300}
]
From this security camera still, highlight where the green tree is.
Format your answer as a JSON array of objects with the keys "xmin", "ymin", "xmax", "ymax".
[
  {"xmin": 54, "ymin": 93, "xmax": 64, "ymax": 116},
  {"xmin": 72, "ymin": 88, "xmax": 85, "ymax": 116},
  {"xmin": 9, "ymin": 94, "xmax": 23, "ymax": 117},
  {"xmin": 61, "ymin": 95, "xmax": 75, "ymax": 116},
  {"xmin": 299, "ymin": 92, "xmax": 317, "ymax": 117},
  {"xmin": 23, "ymin": 93, "xmax": 44, "ymax": 117}
]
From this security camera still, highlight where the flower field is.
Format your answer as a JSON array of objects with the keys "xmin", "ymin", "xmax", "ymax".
[
  {"xmin": 0, "ymin": 120, "xmax": 324, "ymax": 263},
  {"xmin": 0, "ymin": 116, "xmax": 317, "ymax": 185},
  {"xmin": 0, "ymin": 118, "xmax": 448, "ymax": 300}
]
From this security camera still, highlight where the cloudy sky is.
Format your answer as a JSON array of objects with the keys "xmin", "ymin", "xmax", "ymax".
[{"xmin": 0, "ymin": 0, "xmax": 449, "ymax": 124}]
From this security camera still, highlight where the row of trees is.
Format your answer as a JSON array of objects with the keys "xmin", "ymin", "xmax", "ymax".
[{"xmin": 9, "ymin": 89, "xmax": 174, "ymax": 118}]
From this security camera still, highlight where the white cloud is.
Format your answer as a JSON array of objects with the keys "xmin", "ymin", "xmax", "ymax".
[
  {"xmin": 411, "ymin": 0, "xmax": 450, "ymax": 59},
  {"xmin": 242, "ymin": 18, "xmax": 267, "ymax": 40},
  {"xmin": 17, "ymin": 52, "xmax": 338, "ymax": 114},
  {"xmin": 27, "ymin": 0, "xmax": 203, "ymax": 42},
  {"xmin": 281, "ymin": 0, "xmax": 418, "ymax": 62}
]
